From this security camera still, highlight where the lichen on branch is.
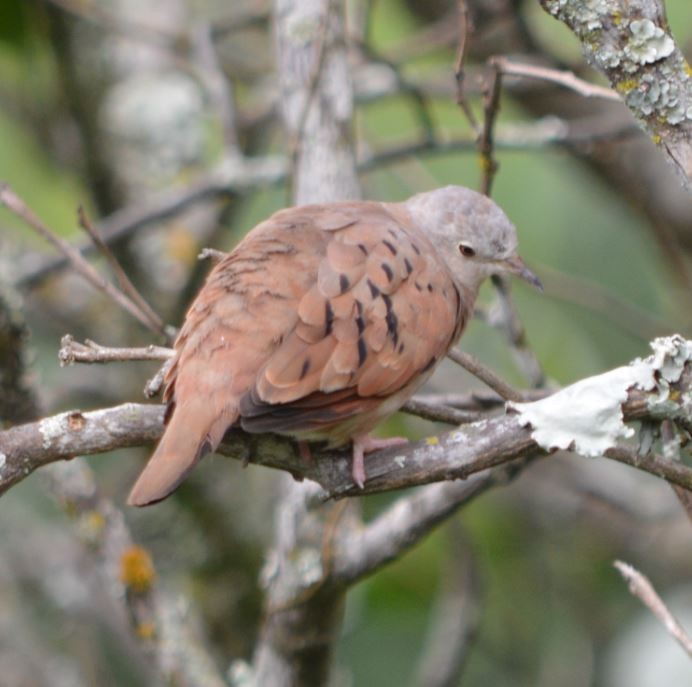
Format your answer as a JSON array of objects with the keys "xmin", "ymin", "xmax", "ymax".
[{"xmin": 539, "ymin": 0, "xmax": 692, "ymax": 183}]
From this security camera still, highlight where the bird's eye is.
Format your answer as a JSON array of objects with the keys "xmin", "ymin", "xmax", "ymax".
[{"xmin": 459, "ymin": 243, "xmax": 476, "ymax": 257}]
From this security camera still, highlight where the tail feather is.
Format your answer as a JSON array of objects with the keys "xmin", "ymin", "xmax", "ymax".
[{"xmin": 128, "ymin": 401, "xmax": 234, "ymax": 507}]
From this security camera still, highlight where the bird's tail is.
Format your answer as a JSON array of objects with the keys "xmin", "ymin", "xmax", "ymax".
[{"xmin": 127, "ymin": 400, "xmax": 235, "ymax": 507}]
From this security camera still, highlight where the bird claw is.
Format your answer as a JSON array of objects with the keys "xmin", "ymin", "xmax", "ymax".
[{"xmin": 351, "ymin": 435, "xmax": 409, "ymax": 489}]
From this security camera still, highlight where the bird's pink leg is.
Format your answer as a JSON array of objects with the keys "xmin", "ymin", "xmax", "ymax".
[
  {"xmin": 351, "ymin": 435, "xmax": 409, "ymax": 488},
  {"xmin": 298, "ymin": 440, "xmax": 314, "ymax": 465}
]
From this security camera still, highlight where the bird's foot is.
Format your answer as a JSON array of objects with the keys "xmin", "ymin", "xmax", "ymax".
[
  {"xmin": 351, "ymin": 435, "xmax": 409, "ymax": 489},
  {"xmin": 297, "ymin": 440, "xmax": 314, "ymax": 465}
]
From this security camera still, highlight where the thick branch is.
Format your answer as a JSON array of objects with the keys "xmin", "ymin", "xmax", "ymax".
[
  {"xmin": 538, "ymin": 0, "xmax": 692, "ymax": 185},
  {"xmin": 1, "ymin": 364, "xmax": 689, "ymax": 500}
]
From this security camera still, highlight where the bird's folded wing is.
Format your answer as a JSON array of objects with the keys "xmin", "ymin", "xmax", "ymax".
[{"xmin": 231, "ymin": 202, "xmax": 467, "ymax": 433}]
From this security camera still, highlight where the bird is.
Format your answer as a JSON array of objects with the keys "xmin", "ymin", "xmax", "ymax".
[{"xmin": 127, "ymin": 185, "xmax": 541, "ymax": 506}]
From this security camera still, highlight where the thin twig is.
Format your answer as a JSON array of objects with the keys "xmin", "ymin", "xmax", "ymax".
[
  {"xmin": 15, "ymin": 158, "xmax": 285, "ymax": 289},
  {"xmin": 453, "ymin": 0, "xmax": 479, "ymax": 133},
  {"xmin": 77, "ymin": 207, "xmax": 168, "ymax": 339},
  {"xmin": 614, "ymin": 560, "xmax": 692, "ymax": 658},
  {"xmin": 198, "ymin": 247, "xmax": 228, "ymax": 263},
  {"xmin": 447, "ymin": 349, "xmax": 528, "ymax": 402},
  {"xmin": 479, "ymin": 59, "xmax": 503, "ymax": 196},
  {"xmin": 58, "ymin": 335, "xmax": 173, "ymax": 366},
  {"xmin": 487, "ymin": 274, "xmax": 546, "ymax": 388},
  {"xmin": 605, "ymin": 446, "xmax": 692, "ymax": 496},
  {"xmin": 494, "ymin": 57, "xmax": 621, "ymax": 101},
  {"xmin": 402, "ymin": 397, "xmax": 481, "ymax": 425},
  {"xmin": 0, "ymin": 184, "xmax": 166, "ymax": 338}
]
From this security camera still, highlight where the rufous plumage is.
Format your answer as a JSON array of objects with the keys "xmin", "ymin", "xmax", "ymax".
[{"xmin": 128, "ymin": 186, "xmax": 540, "ymax": 506}]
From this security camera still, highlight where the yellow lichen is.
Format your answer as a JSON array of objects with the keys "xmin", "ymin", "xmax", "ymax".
[
  {"xmin": 119, "ymin": 546, "xmax": 156, "ymax": 593},
  {"xmin": 651, "ymin": 133, "xmax": 662, "ymax": 144},
  {"xmin": 615, "ymin": 79, "xmax": 638, "ymax": 94},
  {"xmin": 136, "ymin": 622, "xmax": 157, "ymax": 640},
  {"xmin": 425, "ymin": 436, "xmax": 439, "ymax": 446}
]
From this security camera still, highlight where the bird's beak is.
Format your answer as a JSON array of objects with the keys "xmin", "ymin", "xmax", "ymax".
[{"xmin": 500, "ymin": 255, "xmax": 543, "ymax": 291}]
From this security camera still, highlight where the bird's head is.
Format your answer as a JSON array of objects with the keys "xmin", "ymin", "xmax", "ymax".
[{"xmin": 404, "ymin": 185, "xmax": 542, "ymax": 294}]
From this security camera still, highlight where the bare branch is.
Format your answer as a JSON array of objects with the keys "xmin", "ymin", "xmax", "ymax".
[
  {"xmin": 494, "ymin": 57, "xmax": 621, "ymax": 101},
  {"xmin": 58, "ymin": 335, "xmax": 173, "ymax": 365},
  {"xmin": 478, "ymin": 60, "xmax": 503, "ymax": 196},
  {"xmin": 487, "ymin": 274, "xmax": 546, "ymax": 387},
  {"xmin": 331, "ymin": 471, "xmax": 505, "ymax": 585},
  {"xmin": 77, "ymin": 207, "xmax": 169, "ymax": 339},
  {"xmin": 447, "ymin": 348, "xmax": 529, "ymax": 402},
  {"xmin": 453, "ymin": 0, "xmax": 479, "ymax": 132},
  {"xmin": 538, "ymin": 0, "xmax": 692, "ymax": 185},
  {"xmin": 1, "ymin": 361, "xmax": 689, "ymax": 500},
  {"xmin": 402, "ymin": 397, "xmax": 481, "ymax": 425},
  {"xmin": 0, "ymin": 184, "xmax": 166, "ymax": 337},
  {"xmin": 45, "ymin": 458, "xmax": 228, "ymax": 687},
  {"xmin": 614, "ymin": 560, "xmax": 692, "ymax": 658},
  {"xmin": 15, "ymin": 158, "xmax": 286, "ymax": 289}
]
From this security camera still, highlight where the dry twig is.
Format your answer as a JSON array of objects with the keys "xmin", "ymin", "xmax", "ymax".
[
  {"xmin": 0, "ymin": 184, "xmax": 166, "ymax": 338},
  {"xmin": 447, "ymin": 348, "xmax": 528, "ymax": 402},
  {"xmin": 77, "ymin": 207, "xmax": 168, "ymax": 338},
  {"xmin": 614, "ymin": 560, "xmax": 692, "ymax": 658}
]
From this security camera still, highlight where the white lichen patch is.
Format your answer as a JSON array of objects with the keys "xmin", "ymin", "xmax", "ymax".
[
  {"xmin": 0, "ymin": 452, "xmax": 6, "ymax": 474},
  {"xmin": 38, "ymin": 412, "xmax": 72, "ymax": 451},
  {"xmin": 624, "ymin": 19, "xmax": 674, "ymax": 68},
  {"xmin": 510, "ymin": 335, "xmax": 691, "ymax": 457},
  {"xmin": 394, "ymin": 454, "xmax": 407, "ymax": 469}
]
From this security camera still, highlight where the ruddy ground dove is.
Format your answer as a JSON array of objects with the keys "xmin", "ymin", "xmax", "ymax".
[{"xmin": 128, "ymin": 185, "xmax": 540, "ymax": 506}]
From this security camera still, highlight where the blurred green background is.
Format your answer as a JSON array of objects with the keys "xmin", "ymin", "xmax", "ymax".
[{"xmin": 1, "ymin": 1, "xmax": 691, "ymax": 685}]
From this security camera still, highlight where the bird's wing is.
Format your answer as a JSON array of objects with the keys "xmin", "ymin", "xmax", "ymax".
[{"xmin": 236, "ymin": 201, "xmax": 468, "ymax": 434}]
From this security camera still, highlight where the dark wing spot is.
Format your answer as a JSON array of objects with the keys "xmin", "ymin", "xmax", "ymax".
[
  {"xmin": 383, "ymin": 239, "xmax": 398, "ymax": 255},
  {"xmin": 411, "ymin": 243, "xmax": 421, "ymax": 255},
  {"xmin": 404, "ymin": 257, "xmax": 413, "ymax": 275},
  {"xmin": 357, "ymin": 338, "xmax": 367, "ymax": 366},
  {"xmin": 398, "ymin": 343, "xmax": 405, "ymax": 353},
  {"xmin": 427, "ymin": 283, "xmax": 433, "ymax": 293},
  {"xmin": 367, "ymin": 279, "xmax": 380, "ymax": 298},
  {"xmin": 357, "ymin": 243, "xmax": 368, "ymax": 255},
  {"xmin": 381, "ymin": 263, "xmax": 394, "ymax": 282},
  {"xmin": 325, "ymin": 301, "xmax": 334, "ymax": 335},
  {"xmin": 382, "ymin": 294, "xmax": 399, "ymax": 345},
  {"xmin": 421, "ymin": 356, "xmax": 436, "ymax": 373},
  {"xmin": 299, "ymin": 359, "xmax": 311, "ymax": 380},
  {"xmin": 356, "ymin": 315, "xmax": 365, "ymax": 334},
  {"xmin": 339, "ymin": 274, "xmax": 350, "ymax": 294},
  {"xmin": 386, "ymin": 310, "xmax": 399, "ymax": 346},
  {"xmin": 414, "ymin": 282, "xmax": 422, "ymax": 291}
]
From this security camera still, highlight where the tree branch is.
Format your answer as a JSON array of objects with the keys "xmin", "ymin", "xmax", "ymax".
[
  {"xmin": 1, "ymin": 352, "xmax": 689, "ymax": 500},
  {"xmin": 614, "ymin": 560, "xmax": 692, "ymax": 658},
  {"xmin": 538, "ymin": 0, "xmax": 692, "ymax": 185}
]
